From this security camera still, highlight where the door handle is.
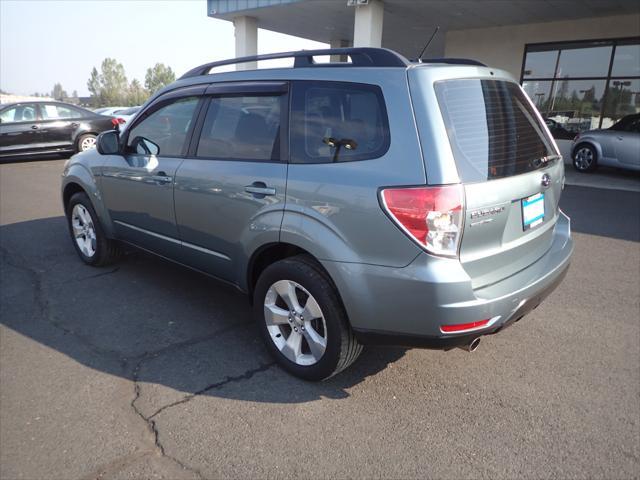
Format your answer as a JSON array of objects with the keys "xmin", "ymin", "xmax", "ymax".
[
  {"xmin": 617, "ymin": 136, "xmax": 624, "ymax": 140},
  {"xmin": 151, "ymin": 171, "xmax": 173, "ymax": 184},
  {"xmin": 245, "ymin": 182, "xmax": 276, "ymax": 196},
  {"xmin": 31, "ymin": 125, "xmax": 39, "ymax": 130}
]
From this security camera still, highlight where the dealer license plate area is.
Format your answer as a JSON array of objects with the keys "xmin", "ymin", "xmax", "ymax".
[{"xmin": 522, "ymin": 192, "xmax": 545, "ymax": 231}]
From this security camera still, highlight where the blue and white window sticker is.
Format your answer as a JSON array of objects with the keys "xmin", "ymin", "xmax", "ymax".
[{"xmin": 522, "ymin": 192, "xmax": 545, "ymax": 230}]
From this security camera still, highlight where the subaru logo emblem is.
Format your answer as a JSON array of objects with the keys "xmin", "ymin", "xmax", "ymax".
[{"xmin": 541, "ymin": 173, "xmax": 551, "ymax": 188}]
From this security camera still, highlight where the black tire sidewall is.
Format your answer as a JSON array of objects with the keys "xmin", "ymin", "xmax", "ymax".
[
  {"xmin": 573, "ymin": 143, "xmax": 597, "ymax": 172},
  {"xmin": 253, "ymin": 259, "xmax": 346, "ymax": 381},
  {"xmin": 66, "ymin": 192, "xmax": 105, "ymax": 266}
]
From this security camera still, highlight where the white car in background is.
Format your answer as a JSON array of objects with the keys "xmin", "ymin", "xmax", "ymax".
[
  {"xmin": 93, "ymin": 106, "xmax": 128, "ymax": 116},
  {"xmin": 115, "ymin": 106, "xmax": 141, "ymax": 130}
]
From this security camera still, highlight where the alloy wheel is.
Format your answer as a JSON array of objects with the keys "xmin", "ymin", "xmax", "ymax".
[
  {"xmin": 263, "ymin": 280, "xmax": 327, "ymax": 366},
  {"xmin": 71, "ymin": 204, "xmax": 96, "ymax": 257},
  {"xmin": 574, "ymin": 147, "xmax": 594, "ymax": 170},
  {"xmin": 80, "ymin": 136, "xmax": 97, "ymax": 151}
]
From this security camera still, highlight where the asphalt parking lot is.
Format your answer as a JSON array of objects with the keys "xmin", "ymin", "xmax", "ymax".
[{"xmin": 1, "ymin": 158, "xmax": 639, "ymax": 479}]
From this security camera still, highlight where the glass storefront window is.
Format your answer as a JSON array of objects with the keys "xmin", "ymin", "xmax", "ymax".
[
  {"xmin": 547, "ymin": 80, "xmax": 607, "ymax": 132},
  {"xmin": 556, "ymin": 46, "xmax": 612, "ymax": 78},
  {"xmin": 522, "ymin": 38, "xmax": 640, "ymax": 132},
  {"xmin": 612, "ymin": 44, "xmax": 640, "ymax": 77},
  {"xmin": 602, "ymin": 78, "xmax": 640, "ymax": 128},
  {"xmin": 523, "ymin": 50, "xmax": 558, "ymax": 79},
  {"xmin": 522, "ymin": 80, "xmax": 552, "ymax": 109}
]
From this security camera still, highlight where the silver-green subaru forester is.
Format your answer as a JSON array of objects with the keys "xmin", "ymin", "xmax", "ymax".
[{"xmin": 62, "ymin": 48, "xmax": 573, "ymax": 380}]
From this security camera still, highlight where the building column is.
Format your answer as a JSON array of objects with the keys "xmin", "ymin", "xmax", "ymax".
[
  {"xmin": 353, "ymin": 0, "xmax": 384, "ymax": 48},
  {"xmin": 233, "ymin": 16, "xmax": 257, "ymax": 70},
  {"xmin": 330, "ymin": 39, "xmax": 352, "ymax": 62}
]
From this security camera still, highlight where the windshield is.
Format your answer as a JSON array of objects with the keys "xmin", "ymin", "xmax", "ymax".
[{"xmin": 435, "ymin": 79, "xmax": 557, "ymax": 182}]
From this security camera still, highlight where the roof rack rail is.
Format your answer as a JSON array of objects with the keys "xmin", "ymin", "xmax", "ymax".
[
  {"xmin": 418, "ymin": 57, "xmax": 487, "ymax": 67},
  {"xmin": 180, "ymin": 47, "xmax": 410, "ymax": 79}
]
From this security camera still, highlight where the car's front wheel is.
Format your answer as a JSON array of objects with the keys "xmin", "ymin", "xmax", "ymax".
[
  {"xmin": 573, "ymin": 143, "xmax": 598, "ymax": 172},
  {"xmin": 254, "ymin": 256, "xmax": 362, "ymax": 381},
  {"xmin": 66, "ymin": 192, "xmax": 121, "ymax": 266}
]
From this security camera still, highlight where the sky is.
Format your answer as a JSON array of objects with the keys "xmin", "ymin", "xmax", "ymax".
[{"xmin": 0, "ymin": 0, "xmax": 327, "ymax": 97}]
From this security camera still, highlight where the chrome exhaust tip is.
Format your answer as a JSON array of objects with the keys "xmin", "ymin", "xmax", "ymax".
[{"xmin": 458, "ymin": 337, "xmax": 481, "ymax": 352}]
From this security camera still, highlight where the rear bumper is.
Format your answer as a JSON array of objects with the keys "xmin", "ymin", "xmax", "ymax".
[{"xmin": 322, "ymin": 210, "xmax": 573, "ymax": 347}]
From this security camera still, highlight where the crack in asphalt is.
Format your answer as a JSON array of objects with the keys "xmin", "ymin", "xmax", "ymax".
[
  {"xmin": 0, "ymin": 245, "xmax": 127, "ymax": 364},
  {"xmin": 129, "ymin": 372, "xmax": 207, "ymax": 480},
  {"xmin": 129, "ymin": 343, "xmax": 274, "ymax": 480},
  {"xmin": 147, "ymin": 361, "xmax": 276, "ymax": 420},
  {"xmin": 1, "ymin": 244, "xmax": 270, "ymax": 480}
]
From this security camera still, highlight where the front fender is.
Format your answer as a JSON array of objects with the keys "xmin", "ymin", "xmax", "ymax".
[
  {"xmin": 61, "ymin": 153, "xmax": 115, "ymax": 238},
  {"xmin": 572, "ymin": 137, "xmax": 603, "ymax": 160}
]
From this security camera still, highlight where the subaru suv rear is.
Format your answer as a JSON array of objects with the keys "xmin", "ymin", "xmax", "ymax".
[{"xmin": 61, "ymin": 48, "xmax": 573, "ymax": 380}]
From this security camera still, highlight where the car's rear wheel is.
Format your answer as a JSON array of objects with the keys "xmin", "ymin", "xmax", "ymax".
[
  {"xmin": 573, "ymin": 143, "xmax": 597, "ymax": 172},
  {"xmin": 254, "ymin": 256, "xmax": 362, "ymax": 381},
  {"xmin": 66, "ymin": 192, "xmax": 121, "ymax": 266},
  {"xmin": 77, "ymin": 134, "xmax": 97, "ymax": 152}
]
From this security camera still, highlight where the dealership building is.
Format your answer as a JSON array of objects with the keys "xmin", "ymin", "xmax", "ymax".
[{"xmin": 208, "ymin": 0, "xmax": 640, "ymax": 147}]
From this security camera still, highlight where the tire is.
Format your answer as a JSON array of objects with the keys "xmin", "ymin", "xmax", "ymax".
[
  {"xmin": 66, "ymin": 192, "xmax": 121, "ymax": 266},
  {"xmin": 573, "ymin": 143, "xmax": 598, "ymax": 172},
  {"xmin": 76, "ymin": 133, "xmax": 97, "ymax": 153},
  {"xmin": 253, "ymin": 255, "xmax": 363, "ymax": 381}
]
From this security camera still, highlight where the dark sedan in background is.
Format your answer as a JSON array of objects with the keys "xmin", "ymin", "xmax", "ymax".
[{"xmin": 0, "ymin": 101, "xmax": 117, "ymax": 160}]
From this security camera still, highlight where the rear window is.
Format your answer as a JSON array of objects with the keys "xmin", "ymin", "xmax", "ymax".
[
  {"xmin": 435, "ymin": 79, "xmax": 556, "ymax": 182},
  {"xmin": 290, "ymin": 81, "xmax": 390, "ymax": 164}
]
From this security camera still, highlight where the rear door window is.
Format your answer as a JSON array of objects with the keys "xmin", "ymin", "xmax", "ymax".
[
  {"xmin": 196, "ymin": 95, "xmax": 283, "ymax": 161},
  {"xmin": 435, "ymin": 79, "xmax": 557, "ymax": 182},
  {"xmin": 40, "ymin": 104, "xmax": 87, "ymax": 120},
  {"xmin": 290, "ymin": 81, "xmax": 390, "ymax": 164}
]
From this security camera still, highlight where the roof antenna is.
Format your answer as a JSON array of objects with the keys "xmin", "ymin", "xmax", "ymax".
[{"xmin": 417, "ymin": 26, "xmax": 440, "ymax": 63}]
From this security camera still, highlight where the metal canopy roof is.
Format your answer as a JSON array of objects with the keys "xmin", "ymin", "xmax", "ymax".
[{"xmin": 208, "ymin": 0, "xmax": 640, "ymax": 57}]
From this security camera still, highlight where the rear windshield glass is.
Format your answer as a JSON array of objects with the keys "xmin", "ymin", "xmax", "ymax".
[{"xmin": 435, "ymin": 79, "xmax": 557, "ymax": 182}]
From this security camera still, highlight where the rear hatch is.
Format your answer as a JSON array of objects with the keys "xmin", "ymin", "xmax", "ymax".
[{"xmin": 411, "ymin": 70, "xmax": 563, "ymax": 290}]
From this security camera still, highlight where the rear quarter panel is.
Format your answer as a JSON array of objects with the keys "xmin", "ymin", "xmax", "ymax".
[{"xmin": 277, "ymin": 68, "xmax": 427, "ymax": 267}]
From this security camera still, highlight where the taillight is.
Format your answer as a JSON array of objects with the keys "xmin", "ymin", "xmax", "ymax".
[
  {"xmin": 111, "ymin": 118, "xmax": 126, "ymax": 126},
  {"xmin": 380, "ymin": 184, "xmax": 464, "ymax": 257}
]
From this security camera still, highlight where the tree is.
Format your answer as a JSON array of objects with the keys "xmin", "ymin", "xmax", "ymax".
[
  {"xmin": 144, "ymin": 63, "xmax": 175, "ymax": 95},
  {"xmin": 127, "ymin": 79, "xmax": 148, "ymax": 106},
  {"xmin": 52, "ymin": 83, "xmax": 68, "ymax": 101},
  {"xmin": 87, "ymin": 67, "xmax": 101, "ymax": 99},
  {"xmin": 86, "ymin": 58, "xmax": 129, "ymax": 107}
]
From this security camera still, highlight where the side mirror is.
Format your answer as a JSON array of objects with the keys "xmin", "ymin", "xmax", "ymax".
[{"xmin": 96, "ymin": 130, "xmax": 120, "ymax": 155}]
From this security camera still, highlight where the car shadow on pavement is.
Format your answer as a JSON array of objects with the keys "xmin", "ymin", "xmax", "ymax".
[
  {"xmin": 560, "ymin": 185, "xmax": 639, "ymax": 242},
  {"xmin": 0, "ymin": 216, "xmax": 406, "ymax": 407}
]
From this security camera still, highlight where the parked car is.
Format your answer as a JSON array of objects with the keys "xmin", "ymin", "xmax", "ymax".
[
  {"xmin": 543, "ymin": 118, "xmax": 575, "ymax": 140},
  {"xmin": 115, "ymin": 106, "xmax": 141, "ymax": 129},
  {"xmin": 0, "ymin": 101, "xmax": 118, "ymax": 159},
  {"xmin": 94, "ymin": 106, "xmax": 128, "ymax": 116},
  {"xmin": 571, "ymin": 113, "xmax": 640, "ymax": 172},
  {"xmin": 61, "ymin": 48, "xmax": 573, "ymax": 380}
]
